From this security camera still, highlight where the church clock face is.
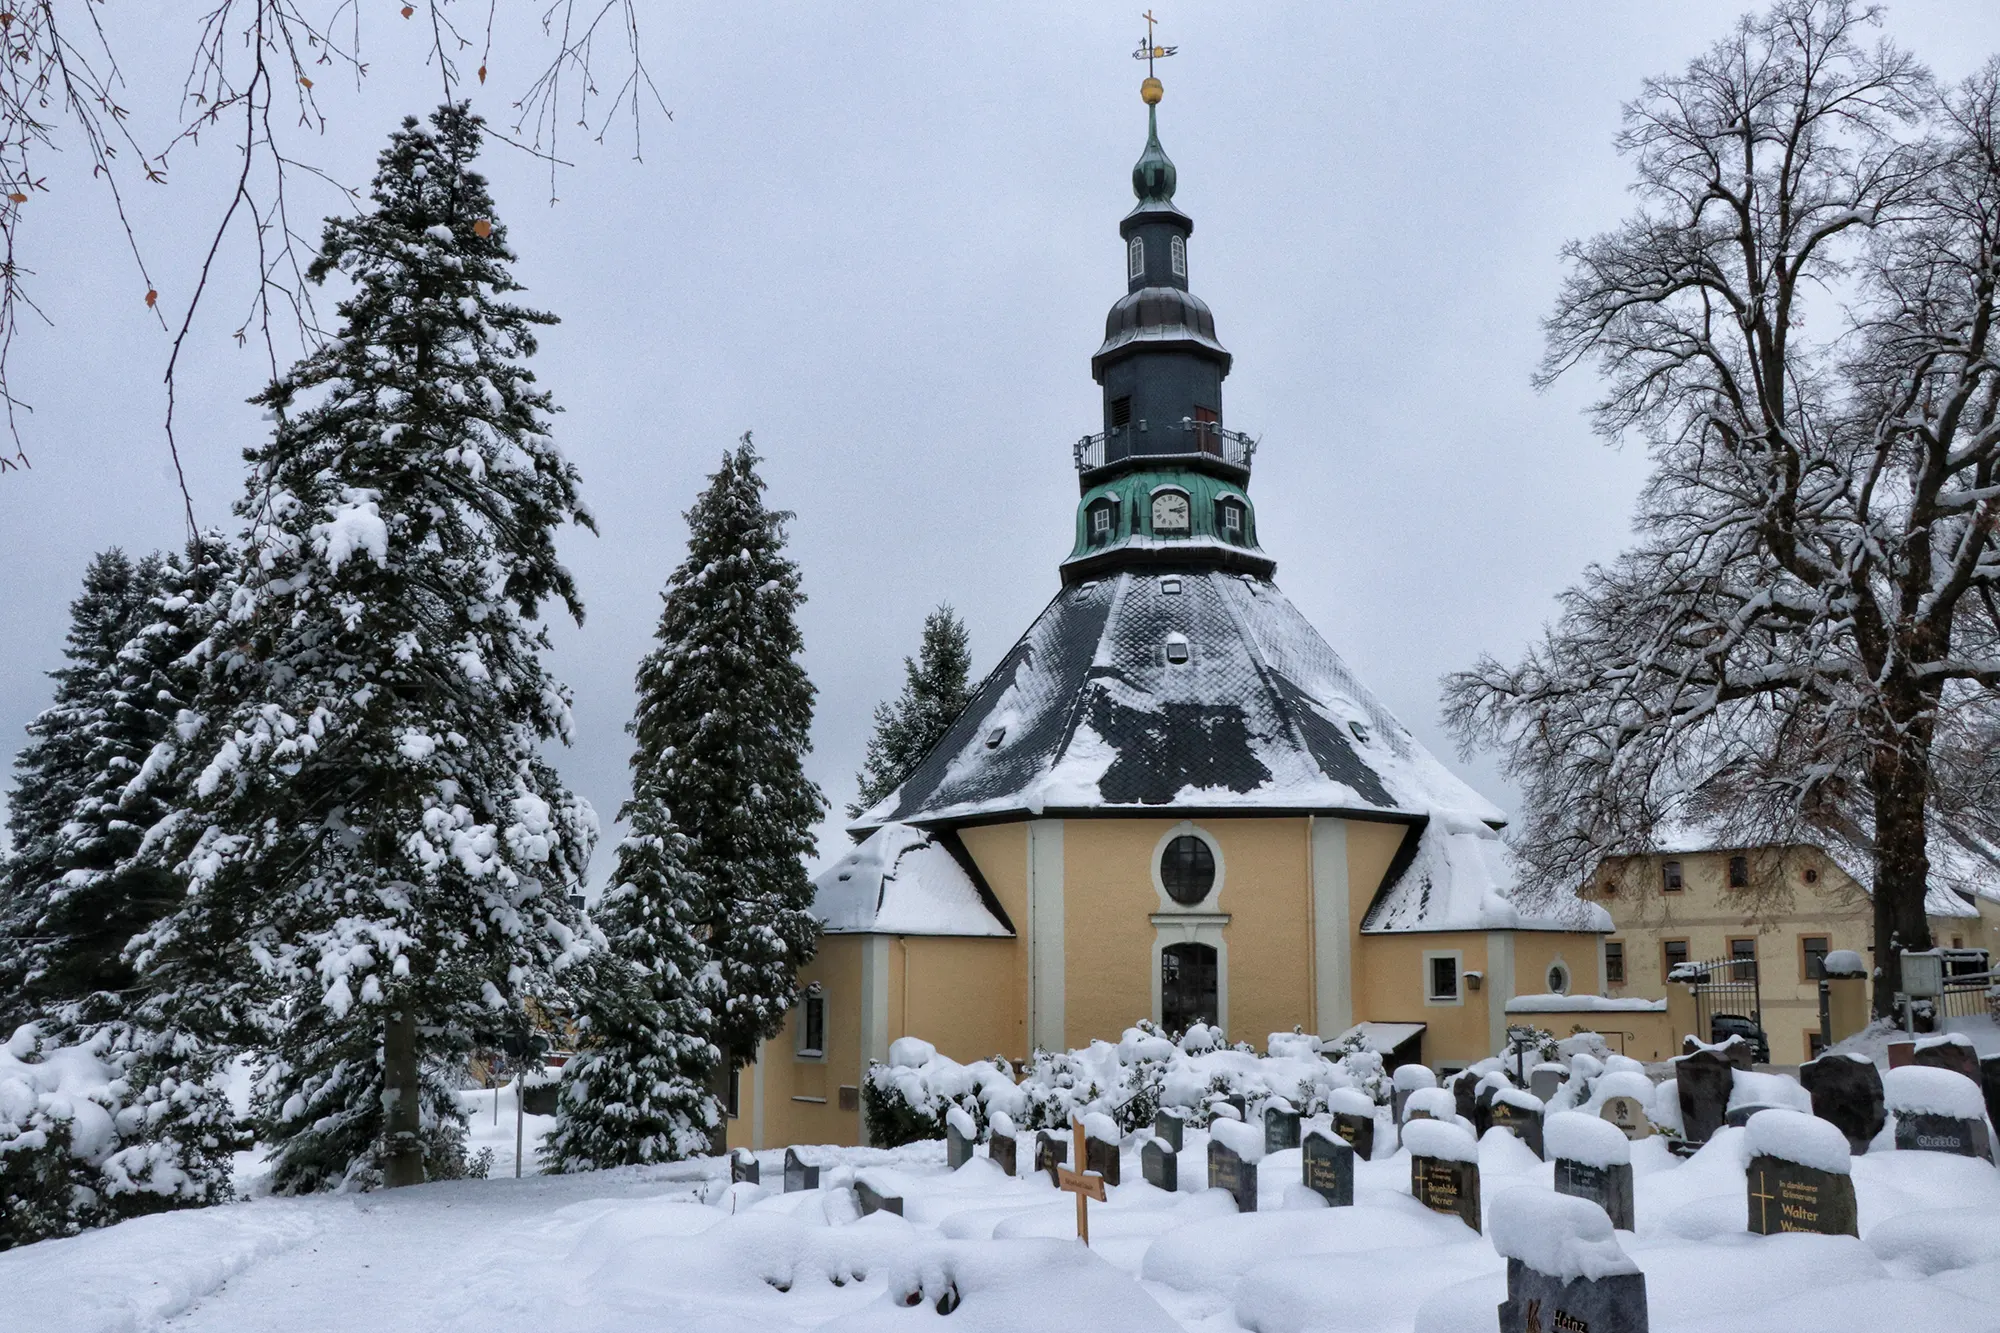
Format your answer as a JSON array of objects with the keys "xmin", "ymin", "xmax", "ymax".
[{"xmin": 1152, "ymin": 492, "xmax": 1190, "ymax": 533}]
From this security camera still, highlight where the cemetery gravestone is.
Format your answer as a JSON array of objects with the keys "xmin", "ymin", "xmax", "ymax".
[
  {"xmin": 1035, "ymin": 1131, "xmax": 1068, "ymax": 1186},
  {"xmin": 946, "ymin": 1120, "xmax": 974, "ymax": 1171},
  {"xmin": 1472, "ymin": 1083, "xmax": 1498, "ymax": 1138},
  {"xmin": 1301, "ymin": 1129, "xmax": 1355, "ymax": 1207},
  {"xmin": 1494, "ymin": 1192, "xmax": 1649, "ymax": 1333},
  {"xmin": 1747, "ymin": 1153, "xmax": 1858, "ymax": 1237},
  {"xmin": 854, "ymin": 1178, "xmax": 904, "ymax": 1217},
  {"xmin": 1886, "ymin": 1065, "xmax": 1996, "ymax": 1163},
  {"xmin": 1390, "ymin": 1064, "xmax": 1436, "ymax": 1125},
  {"xmin": 1207, "ymin": 1135, "xmax": 1257, "ymax": 1213},
  {"xmin": 1894, "ymin": 1112, "xmax": 1994, "ymax": 1161},
  {"xmin": 1554, "ymin": 1157, "xmax": 1635, "ymax": 1233},
  {"xmin": 1332, "ymin": 1110, "xmax": 1376, "ymax": 1161},
  {"xmin": 1547, "ymin": 1110, "xmax": 1636, "ymax": 1233},
  {"xmin": 1599, "ymin": 1095, "xmax": 1652, "ymax": 1141},
  {"xmin": 1405, "ymin": 1120, "xmax": 1481, "ymax": 1233},
  {"xmin": 1529, "ymin": 1064, "xmax": 1565, "ymax": 1105},
  {"xmin": 1085, "ymin": 1126, "xmax": 1121, "ymax": 1186},
  {"xmin": 1219, "ymin": 1093, "xmax": 1249, "ymax": 1122},
  {"xmin": 1152, "ymin": 1108, "xmax": 1185, "ymax": 1152},
  {"xmin": 1674, "ymin": 1048, "xmax": 1736, "ymax": 1144},
  {"xmin": 1799, "ymin": 1053, "xmax": 1885, "ymax": 1156},
  {"xmin": 1486, "ymin": 1093, "xmax": 1545, "ymax": 1159},
  {"xmin": 1912, "ymin": 1036, "xmax": 1982, "ymax": 1082},
  {"xmin": 1141, "ymin": 1138, "xmax": 1178, "ymax": 1192},
  {"xmin": 1498, "ymin": 1260, "xmax": 1649, "ymax": 1333},
  {"xmin": 1452, "ymin": 1075, "xmax": 1478, "ymax": 1126},
  {"xmin": 1264, "ymin": 1103, "xmax": 1302, "ymax": 1153},
  {"xmin": 729, "ymin": 1149, "xmax": 759, "ymax": 1185},
  {"xmin": 783, "ymin": 1147, "xmax": 820, "ymax": 1193},
  {"xmin": 1724, "ymin": 1103, "xmax": 1787, "ymax": 1129},
  {"xmin": 989, "ymin": 1123, "xmax": 1017, "ymax": 1177}
]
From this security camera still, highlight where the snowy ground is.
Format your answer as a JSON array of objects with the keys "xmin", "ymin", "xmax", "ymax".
[{"xmin": 9, "ymin": 1092, "xmax": 2000, "ymax": 1333}]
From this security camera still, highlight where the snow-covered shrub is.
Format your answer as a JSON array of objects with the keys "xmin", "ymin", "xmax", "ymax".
[
  {"xmin": 862, "ymin": 1039, "xmax": 1019, "ymax": 1148},
  {"xmin": 0, "ymin": 1023, "xmax": 237, "ymax": 1249}
]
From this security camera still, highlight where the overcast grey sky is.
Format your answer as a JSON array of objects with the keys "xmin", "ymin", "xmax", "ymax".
[{"xmin": 5, "ymin": 3, "xmax": 1999, "ymax": 879}]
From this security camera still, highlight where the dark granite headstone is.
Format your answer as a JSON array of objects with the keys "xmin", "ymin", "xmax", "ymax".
[
  {"xmin": 1332, "ymin": 1110, "xmax": 1375, "ymax": 1161},
  {"xmin": 1982, "ymin": 1056, "xmax": 2000, "ymax": 1137},
  {"xmin": 1034, "ymin": 1131, "xmax": 1068, "ymax": 1186},
  {"xmin": 1498, "ymin": 1258, "xmax": 1649, "ymax": 1333},
  {"xmin": 1152, "ymin": 1108, "xmax": 1186, "ymax": 1152},
  {"xmin": 1723, "ymin": 1103, "xmax": 1787, "ymax": 1130},
  {"xmin": 1675, "ymin": 1049, "xmax": 1735, "ymax": 1145},
  {"xmin": 946, "ymin": 1121, "xmax": 974, "ymax": 1171},
  {"xmin": 1411, "ymin": 1154, "xmax": 1481, "ymax": 1232},
  {"xmin": 1895, "ymin": 1112, "xmax": 1994, "ymax": 1162},
  {"xmin": 1207, "ymin": 1137, "xmax": 1257, "ymax": 1213},
  {"xmin": 1473, "ymin": 1083, "xmax": 1498, "ymax": 1138},
  {"xmin": 989, "ymin": 1129, "xmax": 1017, "ymax": 1177},
  {"xmin": 1487, "ymin": 1097, "xmax": 1545, "ymax": 1159},
  {"xmin": 1800, "ymin": 1054, "xmax": 1886, "ymax": 1156},
  {"xmin": 1301, "ymin": 1129, "xmax": 1354, "ymax": 1207},
  {"xmin": 1085, "ymin": 1130, "xmax": 1121, "ymax": 1186},
  {"xmin": 1141, "ymin": 1138, "xmax": 1178, "ymax": 1192},
  {"xmin": 1684, "ymin": 1035, "xmax": 1753, "ymax": 1070},
  {"xmin": 1553, "ymin": 1157, "xmax": 1635, "ymax": 1232},
  {"xmin": 1746, "ymin": 1154, "xmax": 1858, "ymax": 1237},
  {"xmin": 1216, "ymin": 1093, "xmax": 1248, "ymax": 1122},
  {"xmin": 782, "ymin": 1147, "xmax": 820, "ymax": 1193},
  {"xmin": 1451, "ymin": 1074, "xmax": 1478, "ymax": 1126},
  {"xmin": 729, "ymin": 1149, "xmax": 759, "ymax": 1185},
  {"xmin": 1913, "ymin": 1039, "xmax": 1981, "ymax": 1083},
  {"xmin": 854, "ymin": 1178, "xmax": 904, "ymax": 1217},
  {"xmin": 1264, "ymin": 1105, "xmax": 1302, "ymax": 1153}
]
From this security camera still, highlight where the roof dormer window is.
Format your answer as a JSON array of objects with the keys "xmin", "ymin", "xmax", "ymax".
[
  {"xmin": 1170, "ymin": 235, "xmax": 1186, "ymax": 278},
  {"xmin": 1165, "ymin": 633, "xmax": 1190, "ymax": 665},
  {"xmin": 1216, "ymin": 498, "xmax": 1245, "ymax": 541},
  {"xmin": 1086, "ymin": 497, "xmax": 1118, "ymax": 546},
  {"xmin": 1128, "ymin": 235, "xmax": 1145, "ymax": 282}
]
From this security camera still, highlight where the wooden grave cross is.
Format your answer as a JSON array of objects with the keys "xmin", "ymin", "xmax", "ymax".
[{"xmin": 1056, "ymin": 1116, "xmax": 1107, "ymax": 1245}]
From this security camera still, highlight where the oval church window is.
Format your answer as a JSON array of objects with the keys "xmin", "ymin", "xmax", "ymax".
[
  {"xmin": 1161, "ymin": 834, "xmax": 1216, "ymax": 905},
  {"xmin": 1152, "ymin": 491, "xmax": 1190, "ymax": 534}
]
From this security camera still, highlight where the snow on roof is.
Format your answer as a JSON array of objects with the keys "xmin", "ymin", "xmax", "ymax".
[
  {"xmin": 856, "ymin": 570, "xmax": 1504, "ymax": 829},
  {"xmin": 1505, "ymin": 994, "xmax": 1667, "ymax": 1013},
  {"xmin": 811, "ymin": 824, "xmax": 1012, "ymax": 937},
  {"xmin": 1631, "ymin": 819, "xmax": 1994, "ymax": 920},
  {"xmin": 1362, "ymin": 814, "xmax": 1613, "ymax": 934},
  {"xmin": 1330, "ymin": 1021, "xmax": 1426, "ymax": 1055}
]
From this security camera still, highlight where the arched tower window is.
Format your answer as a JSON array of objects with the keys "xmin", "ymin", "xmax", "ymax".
[
  {"xmin": 1170, "ymin": 235, "xmax": 1186, "ymax": 277},
  {"xmin": 1128, "ymin": 235, "xmax": 1146, "ymax": 282},
  {"xmin": 1151, "ymin": 489, "xmax": 1190, "ymax": 534},
  {"xmin": 1161, "ymin": 942, "xmax": 1219, "ymax": 1035}
]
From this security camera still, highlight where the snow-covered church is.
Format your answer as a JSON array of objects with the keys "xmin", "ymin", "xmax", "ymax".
[{"xmin": 739, "ymin": 79, "xmax": 1609, "ymax": 1150}]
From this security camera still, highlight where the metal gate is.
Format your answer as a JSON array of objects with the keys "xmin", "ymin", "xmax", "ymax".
[{"xmin": 1681, "ymin": 956, "xmax": 1763, "ymax": 1049}]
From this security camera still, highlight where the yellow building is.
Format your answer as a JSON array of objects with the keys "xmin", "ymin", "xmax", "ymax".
[
  {"xmin": 1586, "ymin": 841, "xmax": 1998, "ymax": 1065},
  {"xmin": 729, "ymin": 83, "xmax": 1609, "ymax": 1151}
]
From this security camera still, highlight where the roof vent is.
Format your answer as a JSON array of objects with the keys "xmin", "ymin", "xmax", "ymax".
[
  {"xmin": 1161, "ymin": 576, "xmax": 1182, "ymax": 595},
  {"xmin": 837, "ymin": 872, "xmax": 852, "ymax": 881},
  {"xmin": 1348, "ymin": 721, "xmax": 1370, "ymax": 743},
  {"xmin": 1165, "ymin": 633, "xmax": 1190, "ymax": 665},
  {"xmin": 985, "ymin": 727, "xmax": 1006, "ymax": 749}
]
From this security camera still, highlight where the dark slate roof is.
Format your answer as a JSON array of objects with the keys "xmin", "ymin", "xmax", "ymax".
[{"xmin": 854, "ymin": 569, "xmax": 1506, "ymax": 830}]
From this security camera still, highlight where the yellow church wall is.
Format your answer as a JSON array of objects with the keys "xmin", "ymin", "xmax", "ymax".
[
  {"xmin": 958, "ymin": 821, "xmax": 1033, "ymax": 1057},
  {"xmin": 1352, "ymin": 930, "xmax": 1492, "ymax": 1069},
  {"xmin": 751, "ymin": 932, "xmax": 867, "ymax": 1151},
  {"xmin": 1343, "ymin": 819, "xmax": 1410, "ymax": 1005},
  {"xmin": 1511, "ymin": 933, "xmax": 1602, "ymax": 1003},
  {"xmin": 894, "ymin": 935, "xmax": 1024, "ymax": 1063}
]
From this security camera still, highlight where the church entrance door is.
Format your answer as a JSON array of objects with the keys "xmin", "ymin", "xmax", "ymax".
[{"xmin": 1161, "ymin": 942, "xmax": 1218, "ymax": 1036}]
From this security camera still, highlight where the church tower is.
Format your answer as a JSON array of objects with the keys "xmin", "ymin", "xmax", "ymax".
[{"xmin": 1065, "ymin": 79, "xmax": 1271, "ymax": 585}]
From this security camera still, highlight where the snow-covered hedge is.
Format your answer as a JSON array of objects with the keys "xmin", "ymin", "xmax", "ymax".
[
  {"xmin": 861, "ymin": 1024, "xmax": 1394, "ymax": 1148},
  {"xmin": 1, "ymin": 1023, "xmax": 238, "ymax": 1250}
]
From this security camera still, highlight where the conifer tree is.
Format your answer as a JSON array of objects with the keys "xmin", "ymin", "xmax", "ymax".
[
  {"xmin": 142, "ymin": 103, "xmax": 597, "ymax": 1193},
  {"xmin": 849, "ymin": 604, "xmax": 972, "ymax": 817},
  {"xmin": 632, "ymin": 437, "xmax": 825, "ymax": 1071},
  {"xmin": 0, "ymin": 549, "xmax": 153, "ymax": 1033},
  {"xmin": 543, "ymin": 800, "xmax": 721, "ymax": 1170}
]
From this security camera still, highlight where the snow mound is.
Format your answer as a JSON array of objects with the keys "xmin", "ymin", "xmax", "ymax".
[
  {"xmin": 1393, "ymin": 1065, "xmax": 1438, "ymax": 1092},
  {"xmin": 1823, "ymin": 949, "xmax": 1866, "ymax": 977},
  {"xmin": 1404, "ymin": 1088, "xmax": 1457, "ymax": 1123},
  {"xmin": 1884, "ymin": 1065, "xmax": 1987, "ymax": 1120},
  {"xmin": 1745, "ymin": 1109, "xmax": 1851, "ymax": 1174},
  {"xmin": 1488, "ymin": 1188, "xmax": 1639, "ymax": 1280},
  {"xmin": 1403, "ymin": 1119, "xmax": 1478, "ymax": 1164},
  {"xmin": 1209, "ymin": 1117, "xmax": 1265, "ymax": 1163},
  {"xmin": 1545, "ymin": 1111, "xmax": 1631, "ymax": 1168}
]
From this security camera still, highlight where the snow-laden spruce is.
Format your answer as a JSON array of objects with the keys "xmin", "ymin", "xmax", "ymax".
[
  {"xmin": 630, "ymin": 437, "xmax": 825, "ymax": 1072},
  {"xmin": 543, "ymin": 801, "xmax": 722, "ymax": 1169},
  {"xmin": 140, "ymin": 103, "xmax": 597, "ymax": 1193},
  {"xmin": 849, "ymin": 604, "xmax": 972, "ymax": 817}
]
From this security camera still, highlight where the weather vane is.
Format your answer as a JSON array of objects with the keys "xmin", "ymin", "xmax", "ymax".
[{"xmin": 1133, "ymin": 10, "xmax": 1176, "ymax": 103}]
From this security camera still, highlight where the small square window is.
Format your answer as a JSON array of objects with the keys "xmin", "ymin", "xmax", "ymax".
[
  {"xmin": 1160, "ymin": 576, "xmax": 1181, "ymax": 595},
  {"xmin": 1661, "ymin": 860, "xmax": 1683, "ymax": 892},
  {"xmin": 1605, "ymin": 940, "xmax": 1625, "ymax": 986},
  {"xmin": 1806, "ymin": 1030, "xmax": 1828, "ymax": 1060},
  {"xmin": 1428, "ymin": 955, "xmax": 1459, "ymax": 1002},
  {"xmin": 1164, "ymin": 634, "xmax": 1190, "ymax": 665},
  {"xmin": 1090, "ymin": 506, "xmax": 1112, "ymax": 537}
]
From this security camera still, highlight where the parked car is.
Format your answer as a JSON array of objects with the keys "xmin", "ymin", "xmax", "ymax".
[{"xmin": 1708, "ymin": 1013, "xmax": 1770, "ymax": 1063}]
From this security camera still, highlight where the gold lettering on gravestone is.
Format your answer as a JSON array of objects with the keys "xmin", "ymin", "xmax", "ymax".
[
  {"xmin": 1421, "ymin": 1160, "xmax": 1457, "ymax": 1204},
  {"xmin": 1778, "ymin": 1177, "xmax": 1819, "ymax": 1229},
  {"xmin": 1553, "ymin": 1313, "xmax": 1590, "ymax": 1333},
  {"xmin": 1334, "ymin": 1119, "xmax": 1360, "ymax": 1146}
]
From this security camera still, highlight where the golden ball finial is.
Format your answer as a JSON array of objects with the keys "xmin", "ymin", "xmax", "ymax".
[{"xmin": 1141, "ymin": 76, "xmax": 1164, "ymax": 105}]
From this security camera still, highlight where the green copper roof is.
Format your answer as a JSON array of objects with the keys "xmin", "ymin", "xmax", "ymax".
[
  {"xmin": 1067, "ymin": 466, "xmax": 1258, "ymax": 564},
  {"xmin": 1132, "ymin": 106, "xmax": 1177, "ymax": 203}
]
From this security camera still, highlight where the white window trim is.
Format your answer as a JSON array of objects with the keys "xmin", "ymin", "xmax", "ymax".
[
  {"xmin": 1424, "ymin": 948, "xmax": 1465, "ymax": 1006},
  {"xmin": 1545, "ymin": 960, "xmax": 1570, "ymax": 996},
  {"xmin": 1151, "ymin": 821, "xmax": 1225, "ymax": 912},
  {"xmin": 795, "ymin": 983, "xmax": 828, "ymax": 1060},
  {"xmin": 1151, "ymin": 915, "xmax": 1229, "ymax": 1041},
  {"xmin": 1128, "ymin": 235, "xmax": 1145, "ymax": 281},
  {"xmin": 1170, "ymin": 234, "xmax": 1186, "ymax": 277}
]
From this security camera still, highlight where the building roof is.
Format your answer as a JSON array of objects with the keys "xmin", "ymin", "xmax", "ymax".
[
  {"xmin": 854, "ymin": 569, "xmax": 1505, "ymax": 830},
  {"xmin": 811, "ymin": 824, "xmax": 1013, "ymax": 937},
  {"xmin": 1361, "ymin": 814, "xmax": 1612, "ymax": 934}
]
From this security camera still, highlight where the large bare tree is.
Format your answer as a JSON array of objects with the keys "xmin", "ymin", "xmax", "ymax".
[
  {"xmin": 1445, "ymin": 0, "xmax": 2000, "ymax": 1013},
  {"xmin": 0, "ymin": 2, "xmax": 664, "ymax": 498}
]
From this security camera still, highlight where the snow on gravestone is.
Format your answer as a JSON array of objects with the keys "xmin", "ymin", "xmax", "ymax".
[
  {"xmin": 1548, "ymin": 1110, "xmax": 1635, "ymax": 1232},
  {"xmin": 783, "ymin": 1147, "xmax": 820, "ymax": 1193},
  {"xmin": 1530, "ymin": 1062, "xmax": 1567, "ymax": 1105},
  {"xmin": 1391, "ymin": 1063, "xmax": 1436, "ymax": 1125},
  {"xmin": 1404, "ymin": 1118, "xmax": 1481, "ymax": 1233},
  {"xmin": 1142, "ymin": 1138, "xmax": 1178, "ymax": 1192},
  {"xmin": 1035, "ymin": 1129, "xmax": 1069, "ymax": 1185},
  {"xmin": 1799, "ymin": 1052, "xmax": 1886, "ymax": 1156},
  {"xmin": 1152, "ymin": 1107, "xmax": 1185, "ymax": 1152},
  {"xmin": 946, "ymin": 1105, "xmax": 977, "ymax": 1171},
  {"xmin": 1493, "ymin": 1188, "xmax": 1649, "ymax": 1333},
  {"xmin": 1327, "ymin": 1087, "xmax": 1378, "ymax": 1159},
  {"xmin": 989, "ymin": 1111, "xmax": 1017, "ymax": 1177},
  {"xmin": 1487, "ymin": 1087, "xmax": 1546, "ymax": 1160},
  {"xmin": 1745, "ymin": 1109, "xmax": 1858, "ymax": 1238},
  {"xmin": 854, "ymin": 1172, "xmax": 904, "ymax": 1217},
  {"xmin": 1402, "ymin": 1086, "xmax": 1455, "ymax": 1126},
  {"xmin": 1885, "ymin": 1065, "xmax": 1995, "ymax": 1163},
  {"xmin": 1083, "ymin": 1112, "xmax": 1121, "ymax": 1186},
  {"xmin": 1300, "ymin": 1127, "xmax": 1354, "ymax": 1207},
  {"xmin": 729, "ymin": 1148, "xmax": 759, "ymax": 1185},
  {"xmin": 1912, "ymin": 1032, "xmax": 1982, "ymax": 1082},
  {"xmin": 1207, "ymin": 1116, "xmax": 1262, "ymax": 1213},
  {"xmin": 1264, "ymin": 1097, "xmax": 1301, "ymax": 1153}
]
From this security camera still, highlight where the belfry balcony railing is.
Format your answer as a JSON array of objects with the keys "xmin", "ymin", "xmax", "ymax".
[{"xmin": 1073, "ymin": 421, "xmax": 1257, "ymax": 474}]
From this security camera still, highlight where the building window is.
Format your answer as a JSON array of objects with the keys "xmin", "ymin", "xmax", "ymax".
[
  {"xmin": 1170, "ymin": 234, "xmax": 1186, "ymax": 277},
  {"xmin": 1729, "ymin": 937, "xmax": 1757, "ymax": 962},
  {"xmin": 1192, "ymin": 404, "xmax": 1219, "ymax": 451},
  {"xmin": 1661, "ymin": 860, "xmax": 1683, "ymax": 892},
  {"xmin": 1087, "ymin": 498, "xmax": 1117, "ymax": 545},
  {"xmin": 1160, "ymin": 941, "xmax": 1218, "ymax": 1034},
  {"xmin": 1801, "ymin": 935, "xmax": 1830, "ymax": 982},
  {"xmin": 1128, "ymin": 235, "xmax": 1145, "ymax": 281},
  {"xmin": 1806, "ymin": 1030, "xmax": 1828, "ymax": 1060},
  {"xmin": 1426, "ymin": 953, "xmax": 1461, "ymax": 1003},
  {"xmin": 1159, "ymin": 833, "xmax": 1216, "ymax": 904},
  {"xmin": 1728, "ymin": 855, "xmax": 1750, "ymax": 888},
  {"xmin": 1803, "ymin": 866, "xmax": 1819, "ymax": 885},
  {"xmin": 1663, "ymin": 938, "xmax": 1690, "ymax": 977},
  {"xmin": 727, "ymin": 1065, "xmax": 740, "ymax": 1119},
  {"xmin": 1110, "ymin": 395, "xmax": 1133, "ymax": 430},
  {"xmin": 1216, "ymin": 499, "xmax": 1244, "ymax": 539},
  {"xmin": 1605, "ymin": 940, "xmax": 1625, "ymax": 986},
  {"xmin": 1546, "ymin": 962, "xmax": 1570, "ymax": 995},
  {"xmin": 1160, "ymin": 576, "xmax": 1182, "ymax": 595},
  {"xmin": 797, "ymin": 984, "xmax": 826, "ymax": 1058},
  {"xmin": 1164, "ymin": 633, "xmax": 1191, "ymax": 665},
  {"xmin": 1151, "ymin": 490, "xmax": 1190, "ymax": 533}
]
